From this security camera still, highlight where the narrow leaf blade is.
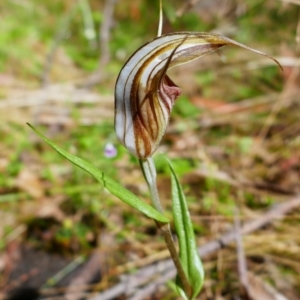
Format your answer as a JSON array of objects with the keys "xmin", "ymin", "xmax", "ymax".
[
  {"xmin": 28, "ymin": 124, "xmax": 169, "ymax": 223},
  {"xmin": 168, "ymin": 160, "xmax": 204, "ymax": 299}
]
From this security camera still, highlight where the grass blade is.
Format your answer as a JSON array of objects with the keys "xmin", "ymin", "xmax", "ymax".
[
  {"xmin": 168, "ymin": 160, "xmax": 204, "ymax": 299},
  {"xmin": 28, "ymin": 123, "xmax": 169, "ymax": 223}
]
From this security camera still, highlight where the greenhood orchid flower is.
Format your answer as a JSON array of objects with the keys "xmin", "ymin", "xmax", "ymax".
[{"xmin": 114, "ymin": 32, "xmax": 280, "ymax": 159}]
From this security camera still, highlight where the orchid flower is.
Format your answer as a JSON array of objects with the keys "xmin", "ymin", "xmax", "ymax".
[
  {"xmin": 113, "ymin": 6, "xmax": 281, "ymax": 299},
  {"xmin": 28, "ymin": 4, "xmax": 281, "ymax": 300},
  {"xmin": 114, "ymin": 32, "xmax": 280, "ymax": 159}
]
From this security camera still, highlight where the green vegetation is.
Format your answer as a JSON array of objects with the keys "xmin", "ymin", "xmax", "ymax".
[{"xmin": 1, "ymin": 0, "xmax": 299, "ymax": 299}]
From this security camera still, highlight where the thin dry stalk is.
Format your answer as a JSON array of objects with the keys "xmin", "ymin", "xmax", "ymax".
[
  {"xmin": 257, "ymin": 10, "xmax": 300, "ymax": 142},
  {"xmin": 257, "ymin": 68, "xmax": 299, "ymax": 143},
  {"xmin": 235, "ymin": 210, "xmax": 249, "ymax": 289},
  {"xmin": 83, "ymin": 0, "xmax": 118, "ymax": 88}
]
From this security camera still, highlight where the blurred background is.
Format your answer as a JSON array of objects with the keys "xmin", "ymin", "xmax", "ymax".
[{"xmin": 1, "ymin": 0, "xmax": 300, "ymax": 299}]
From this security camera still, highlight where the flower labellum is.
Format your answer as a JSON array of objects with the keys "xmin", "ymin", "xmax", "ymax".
[{"xmin": 114, "ymin": 32, "xmax": 280, "ymax": 159}]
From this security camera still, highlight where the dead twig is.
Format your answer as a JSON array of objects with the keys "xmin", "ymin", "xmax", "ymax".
[
  {"xmin": 257, "ymin": 9, "xmax": 300, "ymax": 143},
  {"xmin": 186, "ymin": 166, "xmax": 295, "ymax": 196},
  {"xmin": 234, "ymin": 209, "xmax": 249, "ymax": 291},
  {"xmin": 41, "ymin": 7, "xmax": 77, "ymax": 87},
  {"xmin": 83, "ymin": 0, "xmax": 119, "ymax": 88}
]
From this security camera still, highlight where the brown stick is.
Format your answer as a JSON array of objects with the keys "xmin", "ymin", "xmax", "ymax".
[{"xmin": 83, "ymin": 0, "xmax": 119, "ymax": 88}]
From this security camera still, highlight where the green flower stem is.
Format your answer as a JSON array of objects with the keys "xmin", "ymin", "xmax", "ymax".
[
  {"xmin": 139, "ymin": 157, "xmax": 192, "ymax": 299},
  {"xmin": 139, "ymin": 158, "xmax": 164, "ymax": 213}
]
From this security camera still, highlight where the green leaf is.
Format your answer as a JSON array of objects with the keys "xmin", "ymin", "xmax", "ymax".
[
  {"xmin": 168, "ymin": 159, "xmax": 204, "ymax": 299},
  {"xmin": 28, "ymin": 124, "xmax": 169, "ymax": 223}
]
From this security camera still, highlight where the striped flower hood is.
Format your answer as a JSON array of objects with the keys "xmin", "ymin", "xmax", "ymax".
[{"xmin": 114, "ymin": 32, "xmax": 279, "ymax": 159}]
